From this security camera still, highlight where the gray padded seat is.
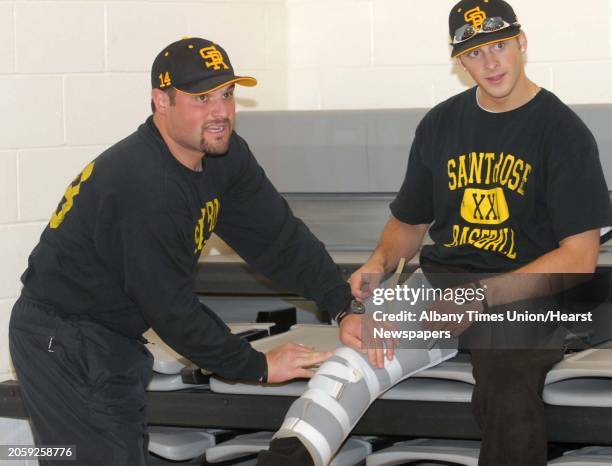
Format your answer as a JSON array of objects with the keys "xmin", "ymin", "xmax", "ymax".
[
  {"xmin": 365, "ymin": 438, "xmax": 480, "ymax": 466},
  {"xmin": 543, "ymin": 342, "xmax": 612, "ymax": 407},
  {"xmin": 211, "ymin": 324, "xmax": 467, "ymax": 400},
  {"xmin": 146, "ymin": 324, "xmax": 273, "ymax": 391},
  {"xmin": 148, "ymin": 426, "xmax": 218, "ymax": 462},
  {"xmin": 381, "ymin": 378, "xmax": 473, "ymax": 402},
  {"xmin": 548, "ymin": 446, "xmax": 612, "ymax": 465},
  {"xmin": 210, "ymin": 324, "xmax": 339, "ymax": 395}
]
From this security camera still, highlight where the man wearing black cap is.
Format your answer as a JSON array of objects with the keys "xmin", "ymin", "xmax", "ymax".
[
  {"xmin": 9, "ymin": 37, "xmax": 353, "ymax": 465},
  {"xmin": 260, "ymin": 1, "xmax": 611, "ymax": 465},
  {"xmin": 343, "ymin": 1, "xmax": 611, "ymax": 465}
]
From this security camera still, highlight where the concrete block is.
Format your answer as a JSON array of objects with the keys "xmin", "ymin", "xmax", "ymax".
[
  {"xmin": 64, "ymin": 73, "xmax": 150, "ymax": 146},
  {"xmin": 234, "ymin": 68, "xmax": 287, "ymax": 111},
  {"xmin": 0, "ymin": 223, "xmax": 46, "ymax": 300},
  {"xmin": 552, "ymin": 62, "xmax": 612, "ymax": 104},
  {"xmin": 517, "ymin": 0, "xmax": 609, "ymax": 61},
  {"xmin": 15, "ymin": 2, "xmax": 104, "ymax": 73},
  {"xmin": 0, "ymin": 152, "xmax": 18, "ymax": 224},
  {"xmin": 288, "ymin": 67, "xmax": 322, "ymax": 110},
  {"xmin": 187, "ymin": 3, "xmax": 269, "ymax": 71},
  {"xmin": 0, "ymin": 4, "xmax": 14, "ymax": 73},
  {"xmin": 288, "ymin": 1, "xmax": 371, "ymax": 68},
  {"xmin": 107, "ymin": 3, "xmax": 190, "ymax": 72},
  {"xmin": 319, "ymin": 66, "xmax": 434, "ymax": 109},
  {"xmin": 373, "ymin": 0, "xmax": 451, "ymax": 66},
  {"xmin": 0, "ymin": 76, "xmax": 63, "ymax": 149}
]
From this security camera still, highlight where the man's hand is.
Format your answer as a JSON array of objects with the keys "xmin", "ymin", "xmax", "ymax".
[
  {"xmin": 339, "ymin": 314, "xmax": 396, "ymax": 369},
  {"xmin": 348, "ymin": 261, "xmax": 384, "ymax": 301},
  {"xmin": 265, "ymin": 343, "xmax": 332, "ymax": 383}
]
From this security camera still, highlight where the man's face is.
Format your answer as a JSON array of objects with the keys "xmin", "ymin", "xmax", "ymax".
[
  {"xmin": 457, "ymin": 34, "xmax": 527, "ymax": 105},
  {"xmin": 164, "ymin": 84, "xmax": 236, "ymax": 157}
]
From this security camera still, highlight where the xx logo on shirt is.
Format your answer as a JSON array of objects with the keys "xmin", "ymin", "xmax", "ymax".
[{"xmin": 461, "ymin": 187, "xmax": 510, "ymax": 225}]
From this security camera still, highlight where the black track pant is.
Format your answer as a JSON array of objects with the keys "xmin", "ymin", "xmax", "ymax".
[{"xmin": 9, "ymin": 296, "xmax": 154, "ymax": 466}]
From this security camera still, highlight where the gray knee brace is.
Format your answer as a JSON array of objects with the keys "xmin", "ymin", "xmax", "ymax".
[
  {"xmin": 273, "ymin": 271, "xmax": 459, "ymax": 466},
  {"xmin": 274, "ymin": 343, "xmax": 457, "ymax": 466}
]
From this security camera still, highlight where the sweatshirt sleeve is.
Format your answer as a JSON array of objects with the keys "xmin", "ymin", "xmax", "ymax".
[
  {"xmin": 120, "ymin": 210, "xmax": 266, "ymax": 381},
  {"xmin": 215, "ymin": 136, "xmax": 352, "ymax": 320}
]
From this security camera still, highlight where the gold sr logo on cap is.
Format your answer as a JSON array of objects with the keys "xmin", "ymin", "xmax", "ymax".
[
  {"xmin": 464, "ymin": 6, "xmax": 487, "ymax": 29},
  {"xmin": 199, "ymin": 45, "xmax": 229, "ymax": 71}
]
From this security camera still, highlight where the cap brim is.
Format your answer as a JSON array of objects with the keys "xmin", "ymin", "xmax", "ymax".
[
  {"xmin": 175, "ymin": 74, "xmax": 257, "ymax": 95},
  {"xmin": 451, "ymin": 26, "xmax": 521, "ymax": 58}
]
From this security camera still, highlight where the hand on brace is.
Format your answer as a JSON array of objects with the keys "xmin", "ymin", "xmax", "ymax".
[
  {"xmin": 265, "ymin": 343, "xmax": 332, "ymax": 383},
  {"xmin": 339, "ymin": 314, "xmax": 397, "ymax": 369}
]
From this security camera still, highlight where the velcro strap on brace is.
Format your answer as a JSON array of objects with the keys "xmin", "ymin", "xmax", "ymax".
[
  {"xmin": 308, "ymin": 375, "xmax": 345, "ymax": 400},
  {"xmin": 335, "ymin": 347, "xmax": 381, "ymax": 402}
]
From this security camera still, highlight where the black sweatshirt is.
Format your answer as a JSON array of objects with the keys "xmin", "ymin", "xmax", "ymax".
[{"xmin": 21, "ymin": 116, "xmax": 352, "ymax": 381}]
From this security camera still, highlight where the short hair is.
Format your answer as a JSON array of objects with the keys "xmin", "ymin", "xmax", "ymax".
[{"xmin": 151, "ymin": 87, "xmax": 177, "ymax": 113}]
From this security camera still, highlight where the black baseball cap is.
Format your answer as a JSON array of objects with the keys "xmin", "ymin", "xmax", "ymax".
[
  {"xmin": 449, "ymin": 0, "xmax": 521, "ymax": 58},
  {"xmin": 151, "ymin": 37, "xmax": 257, "ymax": 94}
]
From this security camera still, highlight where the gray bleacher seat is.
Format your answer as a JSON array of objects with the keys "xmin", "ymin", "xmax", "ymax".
[
  {"xmin": 548, "ymin": 446, "xmax": 612, "ymax": 465},
  {"xmin": 365, "ymin": 438, "xmax": 480, "ymax": 466},
  {"xmin": 210, "ymin": 324, "xmax": 338, "ymax": 395},
  {"xmin": 146, "ymin": 323, "xmax": 273, "ymax": 391},
  {"xmin": 543, "ymin": 341, "xmax": 612, "ymax": 408},
  {"xmin": 148, "ymin": 426, "xmax": 218, "ymax": 462}
]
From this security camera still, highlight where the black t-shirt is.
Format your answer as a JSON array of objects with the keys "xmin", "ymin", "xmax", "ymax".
[
  {"xmin": 21, "ymin": 116, "xmax": 351, "ymax": 381},
  {"xmin": 391, "ymin": 87, "xmax": 612, "ymax": 272}
]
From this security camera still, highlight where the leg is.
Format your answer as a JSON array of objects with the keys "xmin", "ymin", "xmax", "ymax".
[
  {"xmin": 9, "ymin": 297, "xmax": 153, "ymax": 466},
  {"xmin": 470, "ymin": 349, "xmax": 564, "ymax": 466},
  {"xmin": 258, "ymin": 343, "xmax": 457, "ymax": 466},
  {"xmin": 259, "ymin": 270, "xmax": 458, "ymax": 466}
]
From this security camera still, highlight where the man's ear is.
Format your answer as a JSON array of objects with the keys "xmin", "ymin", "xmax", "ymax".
[
  {"xmin": 518, "ymin": 31, "xmax": 528, "ymax": 53},
  {"xmin": 151, "ymin": 88, "xmax": 170, "ymax": 114},
  {"xmin": 455, "ymin": 56, "xmax": 466, "ymax": 71}
]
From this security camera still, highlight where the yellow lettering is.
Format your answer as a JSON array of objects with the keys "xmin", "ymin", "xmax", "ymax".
[
  {"xmin": 498, "ymin": 153, "xmax": 515, "ymax": 186},
  {"xmin": 457, "ymin": 155, "xmax": 468, "ymax": 189},
  {"xmin": 491, "ymin": 153, "xmax": 504, "ymax": 183},
  {"xmin": 484, "ymin": 153, "xmax": 496, "ymax": 184},
  {"xmin": 49, "ymin": 161, "xmax": 95, "ymax": 229},
  {"xmin": 508, "ymin": 159, "xmax": 524, "ymax": 192},
  {"xmin": 158, "ymin": 72, "xmax": 171, "ymax": 88},
  {"xmin": 443, "ymin": 224, "xmax": 518, "ymax": 260},
  {"xmin": 448, "ymin": 159, "xmax": 457, "ymax": 191},
  {"xmin": 468, "ymin": 152, "xmax": 483, "ymax": 185},
  {"xmin": 517, "ymin": 163, "xmax": 532, "ymax": 195},
  {"xmin": 468, "ymin": 227, "xmax": 481, "ymax": 244},
  {"xmin": 444, "ymin": 225, "xmax": 460, "ymax": 247}
]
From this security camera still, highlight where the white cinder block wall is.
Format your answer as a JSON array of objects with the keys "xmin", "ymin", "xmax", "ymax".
[
  {"xmin": 0, "ymin": 0, "xmax": 611, "ymax": 453},
  {"xmin": 287, "ymin": 0, "xmax": 612, "ymax": 109},
  {"xmin": 0, "ymin": 0, "xmax": 288, "ymax": 384}
]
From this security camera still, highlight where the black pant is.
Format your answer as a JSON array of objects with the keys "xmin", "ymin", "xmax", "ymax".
[
  {"xmin": 471, "ymin": 348, "xmax": 564, "ymax": 466},
  {"xmin": 9, "ymin": 296, "xmax": 154, "ymax": 466}
]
